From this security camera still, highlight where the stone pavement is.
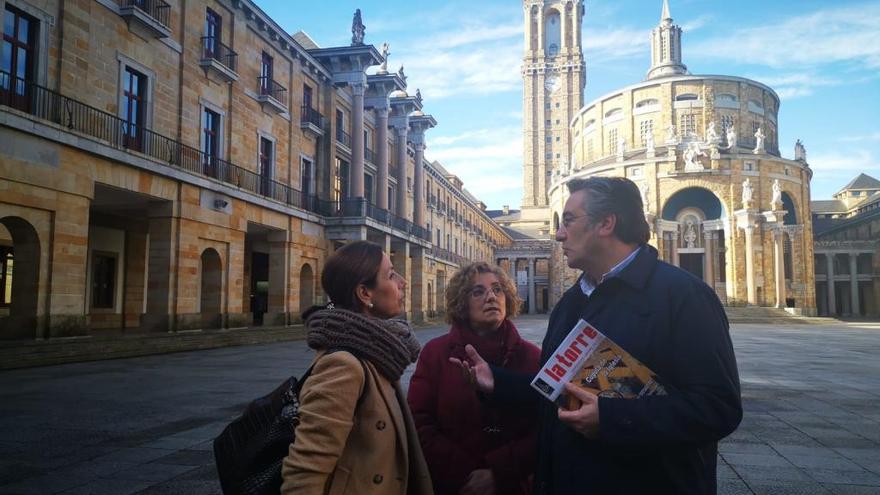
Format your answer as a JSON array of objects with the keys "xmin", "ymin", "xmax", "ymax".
[{"xmin": 0, "ymin": 316, "xmax": 879, "ymax": 494}]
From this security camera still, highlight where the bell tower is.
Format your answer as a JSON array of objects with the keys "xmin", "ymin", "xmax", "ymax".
[
  {"xmin": 521, "ymin": 0, "xmax": 585, "ymax": 212},
  {"xmin": 646, "ymin": 0, "xmax": 688, "ymax": 80}
]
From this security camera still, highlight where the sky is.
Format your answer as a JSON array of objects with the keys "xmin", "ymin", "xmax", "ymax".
[{"xmin": 257, "ymin": 0, "xmax": 880, "ymax": 209}]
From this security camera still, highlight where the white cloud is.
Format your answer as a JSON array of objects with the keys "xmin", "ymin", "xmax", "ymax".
[
  {"xmin": 809, "ymin": 149, "xmax": 880, "ymax": 197},
  {"xmin": 680, "ymin": 15, "xmax": 713, "ymax": 33},
  {"xmin": 426, "ymin": 126, "xmax": 524, "ymax": 207},
  {"xmin": 689, "ymin": 3, "xmax": 880, "ymax": 69},
  {"xmin": 839, "ymin": 132, "xmax": 880, "ymax": 143},
  {"xmin": 582, "ymin": 27, "xmax": 649, "ymax": 63}
]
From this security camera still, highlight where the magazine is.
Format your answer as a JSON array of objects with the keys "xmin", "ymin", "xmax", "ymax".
[{"xmin": 530, "ymin": 319, "xmax": 666, "ymax": 408}]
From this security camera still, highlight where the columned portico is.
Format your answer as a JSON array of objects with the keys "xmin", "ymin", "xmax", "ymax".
[
  {"xmin": 350, "ymin": 81, "xmax": 366, "ymax": 198},
  {"xmin": 365, "ymin": 72, "xmax": 405, "ymax": 211},
  {"xmin": 409, "ymin": 113, "xmax": 437, "ymax": 228},
  {"xmin": 393, "ymin": 125, "xmax": 409, "ymax": 217}
]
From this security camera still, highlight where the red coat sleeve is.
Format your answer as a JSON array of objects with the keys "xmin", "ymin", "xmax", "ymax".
[{"xmin": 407, "ymin": 340, "xmax": 484, "ymax": 493}]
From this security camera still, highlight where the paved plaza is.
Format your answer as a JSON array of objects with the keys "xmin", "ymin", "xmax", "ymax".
[{"xmin": 1, "ymin": 316, "xmax": 879, "ymax": 494}]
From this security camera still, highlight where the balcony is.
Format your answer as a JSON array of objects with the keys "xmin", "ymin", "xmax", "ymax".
[
  {"xmin": 257, "ymin": 77, "xmax": 288, "ymax": 114},
  {"xmin": 118, "ymin": 0, "xmax": 171, "ymax": 39},
  {"xmin": 0, "ymin": 71, "xmax": 325, "ymax": 217},
  {"xmin": 323, "ymin": 198, "xmax": 431, "ymax": 242},
  {"xmin": 299, "ymin": 105, "xmax": 324, "ymax": 138},
  {"xmin": 199, "ymin": 37, "xmax": 238, "ymax": 83},
  {"xmin": 336, "ymin": 129, "xmax": 351, "ymax": 152}
]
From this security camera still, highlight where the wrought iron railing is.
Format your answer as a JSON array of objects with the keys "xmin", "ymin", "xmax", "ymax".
[
  {"xmin": 336, "ymin": 129, "xmax": 351, "ymax": 147},
  {"xmin": 324, "ymin": 198, "xmax": 430, "ymax": 241},
  {"xmin": 121, "ymin": 0, "xmax": 170, "ymax": 27},
  {"xmin": 429, "ymin": 246, "xmax": 469, "ymax": 266},
  {"xmin": 300, "ymin": 105, "xmax": 323, "ymax": 128},
  {"xmin": 201, "ymin": 36, "xmax": 237, "ymax": 72},
  {"xmin": 258, "ymin": 76, "xmax": 288, "ymax": 107}
]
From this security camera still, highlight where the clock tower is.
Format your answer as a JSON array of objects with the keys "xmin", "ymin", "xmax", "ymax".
[{"xmin": 521, "ymin": 0, "xmax": 586, "ymax": 212}]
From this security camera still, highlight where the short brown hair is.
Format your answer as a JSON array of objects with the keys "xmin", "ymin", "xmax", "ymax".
[
  {"xmin": 445, "ymin": 261, "xmax": 521, "ymax": 327},
  {"xmin": 321, "ymin": 241, "xmax": 384, "ymax": 312}
]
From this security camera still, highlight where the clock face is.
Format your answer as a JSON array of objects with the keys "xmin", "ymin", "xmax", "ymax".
[{"xmin": 545, "ymin": 76, "xmax": 560, "ymax": 93}]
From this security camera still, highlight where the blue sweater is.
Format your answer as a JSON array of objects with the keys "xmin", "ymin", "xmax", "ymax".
[{"xmin": 493, "ymin": 244, "xmax": 742, "ymax": 495}]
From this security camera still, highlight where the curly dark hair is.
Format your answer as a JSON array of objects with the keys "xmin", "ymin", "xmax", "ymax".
[{"xmin": 445, "ymin": 261, "xmax": 521, "ymax": 327}]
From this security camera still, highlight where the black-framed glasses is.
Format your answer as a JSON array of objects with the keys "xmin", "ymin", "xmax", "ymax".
[{"xmin": 470, "ymin": 285, "xmax": 503, "ymax": 300}]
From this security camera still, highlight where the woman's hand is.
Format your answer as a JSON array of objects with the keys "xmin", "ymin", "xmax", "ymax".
[
  {"xmin": 459, "ymin": 468, "xmax": 495, "ymax": 495},
  {"xmin": 448, "ymin": 344, "xmax": 494, "ymax": 393}
]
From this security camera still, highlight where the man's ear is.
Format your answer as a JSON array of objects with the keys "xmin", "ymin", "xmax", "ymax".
[
  {"xmin": 596, "ymin": 213, "xmax": 617, "ymax": 237},
  {"xmin": 355, "ymin": 284, "xmax": 372, "ymax": 308}
]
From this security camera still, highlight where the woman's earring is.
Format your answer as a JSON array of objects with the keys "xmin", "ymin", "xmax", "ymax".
[{"xmin": 368, "ymin": 302, "xmax": 374, "ymax": 308}]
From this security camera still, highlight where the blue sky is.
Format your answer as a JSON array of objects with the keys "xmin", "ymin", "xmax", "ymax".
[{"xmin": 258, "ymin": 0, "xmax": 880, "ymax": 209}]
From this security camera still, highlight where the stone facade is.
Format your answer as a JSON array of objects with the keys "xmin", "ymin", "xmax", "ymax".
[
  {"xmin": 546, "ymin": 1, "xmax": 817, "ymax": 314},
  {"xmin": 0, "ymin": 0, "xmax": 509, "ymax": 340}
]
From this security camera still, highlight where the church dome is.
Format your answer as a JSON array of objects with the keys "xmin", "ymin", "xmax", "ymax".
[{"xmin": 389, "ymin": 89, "xmax": 408, "ymax": 98}]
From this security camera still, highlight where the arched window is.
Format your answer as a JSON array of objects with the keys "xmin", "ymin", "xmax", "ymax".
[
  {"xmin": 635, "ymin": 98, "xmax": 659, "ymax": 108},
  {"xmin": 604, "ymin": 108, "xmax": 622, "ymax": 118},
  {"xmin": 675, "ymin": 93, "xmax": 699, "ymax": 101}
]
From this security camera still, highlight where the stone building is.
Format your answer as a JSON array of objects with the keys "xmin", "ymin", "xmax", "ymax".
[
  {"xmin": 547, "ymin": 1, "xmax": 817, "ymax": 313},
  {"xmin": 811, "ymin": 174, "xmax": 880, "ymax": 317},
  {"xmin": 0, "ymin": 0, "xmax": 509, "ymax": 340}
]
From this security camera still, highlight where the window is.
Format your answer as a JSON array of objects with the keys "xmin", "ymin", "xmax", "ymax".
[
  {"xmin": 121, "ymin": 66, "xmax": 147, "ymax": 151},
  {"xmin": 301, "ymin": 157, "xmax": 314, "ymax": 197},
  {"xmin": 364, "ymin": 173, "xmax": 374, "ymax": 204},
  {"xmin": 91, "ymin": 252, "xmax": 117, "ymax": 309},
  {"xmin": 334, "ymin": 158, "xmax": 349, "ymax": 205},
  {"xmin": 586, "ymin": 139, "xmax": 594, "ymax": 161},
  {"xmin": 303, "ymin": 84, "xmax": 313, "ymax": 110},
  {"xmin": 202, "ymin": 108, "xmax": 221, "ymax": 177},
  {"xmin": 0, "ymin": 246, "xmax": 12, "ymax": 307},
  {"xmin": 1, "ymin": 5, "xmax": 37, "ymax": 111},
  {"xmin": 635, "ymin": 99, "xmax": 659, "ymax": 108},
  {"xmin": 608, "ymin": 128, "xmax": 618, "ymax": 155},
  {"xmin": 721, "ymin": 115, "xmax": 735, "ymax": 131},
  {"xmin": 676, "ymin": 93, "xmax": 699, "ymax": 101},
  {"xmin": 259, "ymin": 137, "xmax": 274, "ymax": 196},
  {"xmin": 204, "ymin": 9, "xmax": 222, "ymax": 58},
  {"xmin": 639, "ymin": 119, "xmax": 654, "ymax": 146},
  {"xmin": 260, "ymin": 51, "xmax": 273, "ymax": 94},
  {"xmin": 680, "ymin": 113, "xmax": 696, "ymax": 136},
  {"xmin": 336, "ymin": 109, "xmax": 346, "ymax": 143}
]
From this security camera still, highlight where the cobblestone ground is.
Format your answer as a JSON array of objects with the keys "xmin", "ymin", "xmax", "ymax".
[{"xmin": 1, "ymin": 316, "xmax": 879, "ymax": 494}]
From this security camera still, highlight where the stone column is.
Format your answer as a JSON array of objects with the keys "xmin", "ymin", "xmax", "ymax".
[
  {"xmin": 743, "ymin": 225, "xmax": 757, "ymax": 305},
  {"xmin": 509, "ymin": 258, "xmax": 517, "ymax": 283},
  {"xmin": 850, "ymin": 253, "xmax": 860, "ymax": 316},
  {"xmin": 411, "ymin": 247, "xmax": 425, "ymax": 322},
  {"xmin": 266, "ymin": 230, "xmax": 290, "ymax": 326},
  {"xmin": 391, "ymin": 242, "xmax": 411, "ymax": 320},
  {"xmin": 537, "ymin": 9, "xmax": 544, "ymax": 52},
  {"xmin": 350, "ymin": 82, "xmax": 366, "ymax": 199},
  {"xmin": 826, "ymin": 253, "xmax": 836, "ymax": 316},
  {"xmin": 375, "ymin": 107, "xmax": 390, "ymax": 210},
  {"xmin": 143, "ymin": 213, "xmax": 177, "ymax": 332},
  {"xmin": 703, "ymin": 230, "xmax": 714, "ymax": 289},
  {"xmin": 394, "ymin": 125, "xmax": 408, "ymax": 218},
  {"xmin": 773, "ymin": 228, "xmax": 786, "ymax": 309},
  {"xmin": 528, "ymin": 257, "xmax": 536, "ymax": 314},
  {"xmin": 560, "ymin": 5, "xmax": 567, "ymax": 53},
  {"xmin": 413, "ymin": 142, "xmax": 426, "ymax": 227}
]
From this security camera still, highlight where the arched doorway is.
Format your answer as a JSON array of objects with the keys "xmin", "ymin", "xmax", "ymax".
[
  {"xmin": 0, "ymin": 217, "xmax": 40, "ymax": 340},
  {"xmin": 660, "ymin": 188, "xmax": 727, "ymax": 291},
  {"xmin": 200, "ymin": 248, "xmax": 222, "ymax": 329},
  {"xmin": 299, "ymin": 264, "xmax": 314, "ymax": 317}
]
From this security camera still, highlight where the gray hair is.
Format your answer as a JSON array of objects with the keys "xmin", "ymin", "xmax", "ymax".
[{"xmin": 566, "ymin": 177, "xmax": 650, "ymax": 244}]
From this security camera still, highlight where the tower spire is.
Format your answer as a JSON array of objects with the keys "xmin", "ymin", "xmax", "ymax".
[{"xmin": 647, "ymin": 0, "xmax": 687, "ymax": 80}]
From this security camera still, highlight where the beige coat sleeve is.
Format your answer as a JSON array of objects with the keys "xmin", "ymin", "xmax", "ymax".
[{"xmin": 280, "ymin": 351, "xmax": 365, "ymax": 495}]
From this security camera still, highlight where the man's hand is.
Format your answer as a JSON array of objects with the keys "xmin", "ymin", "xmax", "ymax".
[
  {"xmin": 459, "ymin": 468, "xmax": 495, "ymax": 495},
  {"xmin": 557, "ymin": 382, "xmax": 600, "ymax": 438},
  {"xmin": 448, "ymin": 344, "xmax": 494, "ymax": 394}
]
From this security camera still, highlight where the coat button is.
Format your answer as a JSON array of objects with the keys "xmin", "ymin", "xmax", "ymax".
[
  {"xmin": 373, "ymin": 474, "xmax": 383, "ymax": 484},
  {"xmin": 376, "ymin": 420, "xmax": 386, "ymax": 430}
]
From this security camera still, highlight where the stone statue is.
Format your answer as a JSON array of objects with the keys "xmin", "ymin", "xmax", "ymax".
[
  {"xmin": 415, "ymin": 88, "xmax": 422, "ymax": 104},
  {"xmin": 705, "ymin": 121, "xmax": 719, "ymax": 143},
  {"xmin": 794, "ymin": 139, "xmax": 807, "ymax": 161},
  {"xmin": 665, "ymin": 124, "xmax": 677, "ymax": 144},
  {"xmin": 645, "ymin": 130, "xmax": 655, "ymax": 153},
  {"xmin": 617, "ymin": 137, "xmax": 626, "ymax": 158},
  {"xmin": 683, "ymin": 141, "xmax": 705, "ymax": 171},
  {"xmin": 639, "ymin": 183, "xmax": 650, "ymax": 214},
  {"xmin": 398, "ymin": 65, "xmax": 407, "ymax": 84},
  {"xmin": 771, "ymin": 179, "xmax": 783, "ymax": 209},
  {"xmin": 351, "ymin": 9, "xmax": 366, "ymax": 46},
  {"xmin": 379, "ymin": 42, "xmax": 390, "ymax": 73},
  {"xmin": 753, "ymin": 126, "xmax": 765, "ymax": 154},
  {"xmin": 684, "ymin": 220, "xmax": 697, "ymax": 249},
  {"xmin": 742, "ymin": 178, "xmax": 754, "ymax": 207},
  {"xmin": 726, "ymin": 126, "xmax": 737, "ymax": 150}
]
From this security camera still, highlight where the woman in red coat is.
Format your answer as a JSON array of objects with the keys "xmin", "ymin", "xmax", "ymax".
[{"xmin": 408, "ymin": 261, "xmax": 540, "ymax": 495}]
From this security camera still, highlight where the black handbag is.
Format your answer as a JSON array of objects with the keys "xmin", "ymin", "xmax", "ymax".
[{"xmin": 212, "ymin": 366, "xmax": 314, "ymax": 495}]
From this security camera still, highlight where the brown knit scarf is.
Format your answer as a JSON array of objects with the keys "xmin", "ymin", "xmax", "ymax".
[{"xmin": 305, "ymin": 308, "xmax": 421, "ymax": 381}]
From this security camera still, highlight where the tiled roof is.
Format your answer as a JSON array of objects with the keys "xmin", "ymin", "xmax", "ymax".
[
  {"xmin": 842, "ymin": 173, "xmax": 880, "ymax": 191},
  {"xmin": 810, "ymin": 200, "xmax": 847, "ymax": 213}
]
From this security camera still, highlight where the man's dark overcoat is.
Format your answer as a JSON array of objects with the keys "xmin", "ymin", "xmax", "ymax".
[{"xmin": 493, "ymin": 245, "xmax": 742, "ymax": 495}]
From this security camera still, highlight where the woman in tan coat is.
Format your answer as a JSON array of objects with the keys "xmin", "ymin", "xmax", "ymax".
[{"xmin": 281, "ymin": 241, "xmax": 433, "ymax": 495}]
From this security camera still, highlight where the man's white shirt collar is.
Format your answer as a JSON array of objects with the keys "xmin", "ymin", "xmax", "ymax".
[{"xmin": 579, "ymin": 246, "xmax": 641, "ymax": 297}]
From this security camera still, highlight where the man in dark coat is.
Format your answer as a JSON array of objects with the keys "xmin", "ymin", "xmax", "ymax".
[{"xmin": 453, "ymin": 177, "xmax": 742, "ymax": 494}]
